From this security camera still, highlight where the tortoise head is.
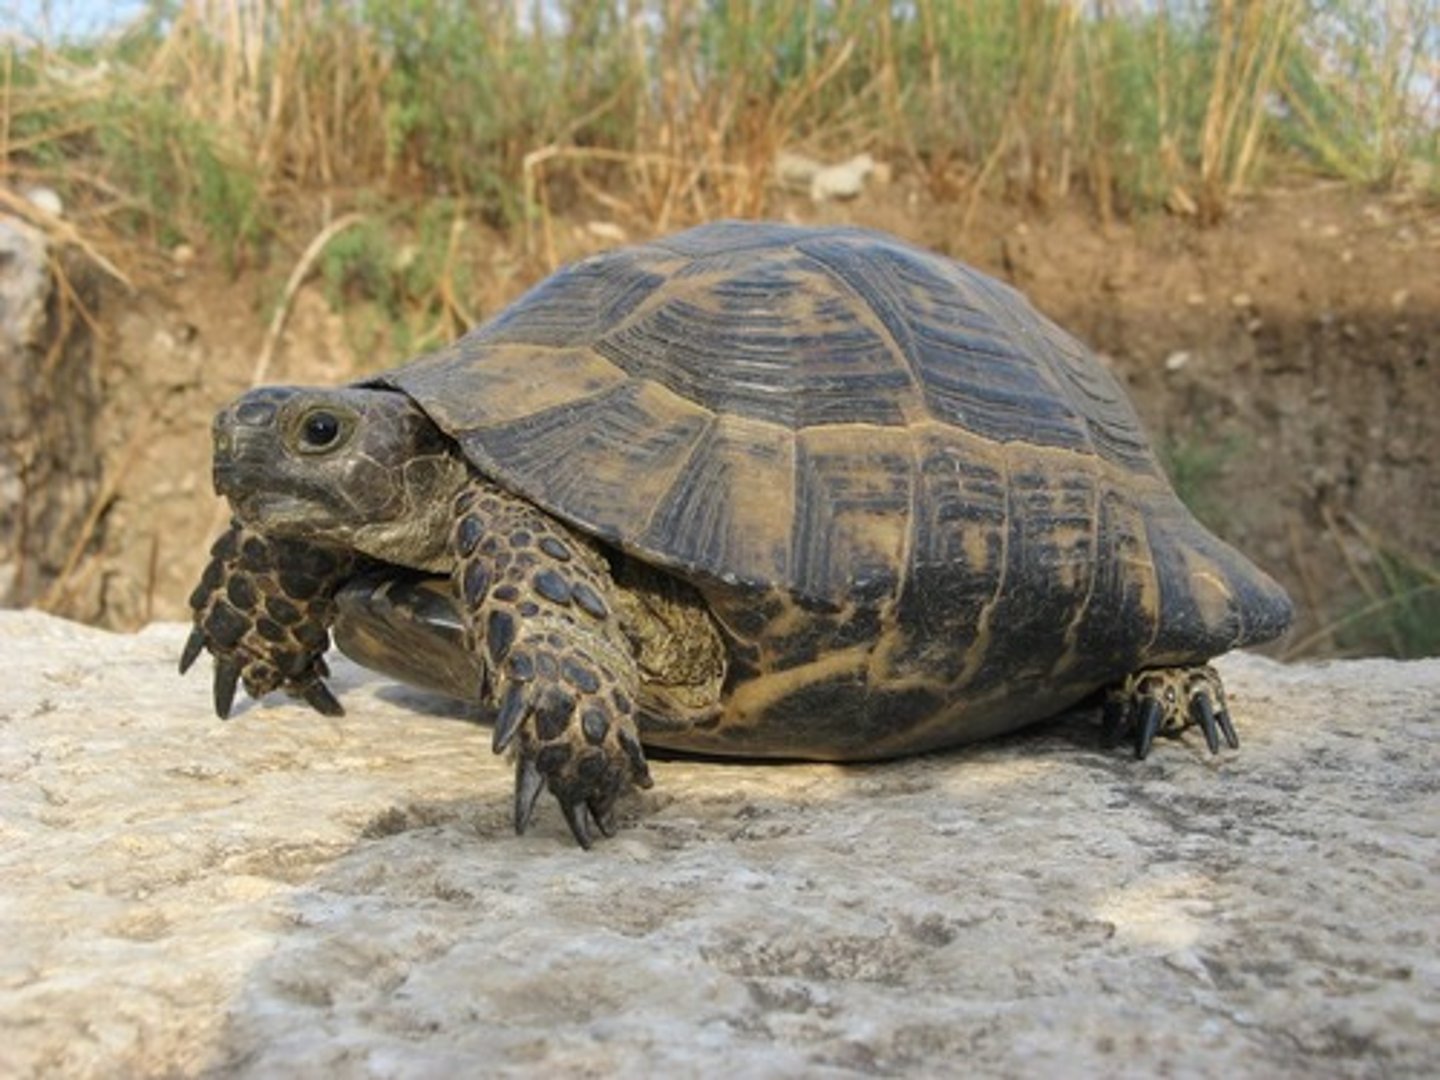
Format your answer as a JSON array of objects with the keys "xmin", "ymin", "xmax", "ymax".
[{"xmin": 211, "ymin": 385, "xmax": 467, "ymax": 569}]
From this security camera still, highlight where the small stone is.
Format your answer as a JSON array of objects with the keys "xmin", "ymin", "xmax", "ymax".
[
  {"xmin": 586, "ymin": 221, "xmax": 627, "ymax": 243},
  {"xmin": 23, "ymin": 186, "xmax": 63, "ymax": 217}
]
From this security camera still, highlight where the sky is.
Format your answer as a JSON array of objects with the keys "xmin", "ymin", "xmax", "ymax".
[{"xmin": 3, "ymin": 0, "xmax": 148, "ymax": 41}]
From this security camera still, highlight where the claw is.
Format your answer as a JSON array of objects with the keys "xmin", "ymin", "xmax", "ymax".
[
  {"xmin": 590, "ymin": 800, "xmax": 617, "ymax": 838},
  {"xmin": 1135, "ymin": 696, "xmax": 1163, "ymax": 760},
  {"xmin": 179, "ymin": 627, "xmax": 205, "ymax": 675},
  {"xmin": 1191, "ymin": 692, "xmax": 1220, "ymax": 754},
  {"xmin": 560, "ymin": 799, "xmax": 594, "ymax": 850},
  {"xmin": 213, "ymin": 657, "xmax": 241, "ymax": 719},
  {"xmin": 1217, "ymin": 706, "xmax": 1239, "ymax": 749},
  {"xmin": 493, "ymin": 682, "xmax": 528, "ymax": 754},
  {"xmin": 514, "ymin": 756, "xmax": 545, "ymax": 834},
  {"xmin": 618, "ymin": 729, "xmax": 653, "ymax": 788},
  {"xmin": 299, "ymin": 678, "xmax": 344, "ymax": 717}
]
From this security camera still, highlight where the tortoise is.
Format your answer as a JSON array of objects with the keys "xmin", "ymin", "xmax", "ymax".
[{"xmin": 181, "ymin": 220, "xmax": 1292, "ymax": 847}]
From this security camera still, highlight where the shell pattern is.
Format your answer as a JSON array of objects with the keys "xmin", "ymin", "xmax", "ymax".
[{"xmin": 372, "ymin": 222, "xmax": 1291, "ymax": 759}]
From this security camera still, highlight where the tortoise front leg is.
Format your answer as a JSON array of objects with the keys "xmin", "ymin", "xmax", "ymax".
[
  {"xmin": 180, "ymin": 521, "xmax": 355, "ymax": 717},
  {"xmin": 1101, "ymin": 664, "xmax": 1237, "ymax": 759},
  {"xmin": 451, "ymin": 482, "xmax": 651, "ymax": 848}
]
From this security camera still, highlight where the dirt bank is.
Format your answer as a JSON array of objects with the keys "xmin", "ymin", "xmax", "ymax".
[{"xmin": 25, "ymin": 179, "xmax": 1440, "ymax": 656}]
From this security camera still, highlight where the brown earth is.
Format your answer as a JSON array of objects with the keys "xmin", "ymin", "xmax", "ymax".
[{"xmin": 40, "ymin": 177, "xmax": 1440, "ymax": 656}]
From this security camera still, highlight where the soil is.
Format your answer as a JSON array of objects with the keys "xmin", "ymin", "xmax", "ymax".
[{"xmin": 38, "ymin": 177, "xmax": 1440, "ymax": 657}]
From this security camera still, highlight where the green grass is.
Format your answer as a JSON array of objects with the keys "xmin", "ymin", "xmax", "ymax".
[
  {"xmin": 1338, "ymin": 554, "xmax": 1440, "ymax": 658},
  {"xmin": 4, "ymin": 1, "xmax": 1434, "ymax": 267},
  {"xmin": 315, "ymin": 199, "xmax": 477, "ymax": 359},
  {"xmin": 1280, "ymin": 0, "xmax": 1440, "ymax": 192},
  {"xmin": 1160, "ymin": 432, "xmax": 1241, "ymax": 533}
]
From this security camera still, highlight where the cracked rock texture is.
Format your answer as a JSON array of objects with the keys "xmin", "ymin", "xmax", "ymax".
[{"xmin": 1, "ymin": 609, "xmax": 1436, "ymax": 1077}]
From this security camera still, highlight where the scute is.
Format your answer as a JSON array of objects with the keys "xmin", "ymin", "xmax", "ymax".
[{"xmin": 373, "ymin": 221, "xmax": 1288, "ymax": 671}]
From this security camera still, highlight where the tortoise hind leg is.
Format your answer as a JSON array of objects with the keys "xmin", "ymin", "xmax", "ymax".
[
  {"xmin": 452, "ymin": 481, "xmax": 651, "ymax": 848},
  {"xmin": 1101, "ymin": 664, "xmax": 1237, "ymax": 759}
]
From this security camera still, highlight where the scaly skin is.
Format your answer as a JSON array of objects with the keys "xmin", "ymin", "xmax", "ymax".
[
  {"xmin": 182, "ymin": 472, "xmax": 653, "ymax": 848},
  {"xmin": 1101, "ymin": 664, "xmax": 1237, "ymax": 759},
  {"xmin": 180, "ymin": 520, "xmax": 356, "ymax": 717},
  {"xmin": 450, "ymin": 480, "xmax": 651, "ymax": 848}
]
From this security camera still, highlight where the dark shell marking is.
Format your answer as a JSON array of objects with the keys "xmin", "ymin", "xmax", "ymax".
[
  {"xmin": 187, "ymin": 222, "xmax": 1294, "ymax": 851},
  {"xmin": 372, "ymin": 220, "xmax": 1291, "ymax": 762}
]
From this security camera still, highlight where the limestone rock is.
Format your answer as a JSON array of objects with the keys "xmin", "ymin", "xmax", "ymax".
[
  {"xmin": 775, "ymin": 150, "xmax": 882, "ymax": 202},
  {"xmin": 0, "ymin": 216, "xmax": 103, "ymax": 612},
  {"xmin": 0, "ymin": 609, "xmax": 1436, "ymax": 1076}
]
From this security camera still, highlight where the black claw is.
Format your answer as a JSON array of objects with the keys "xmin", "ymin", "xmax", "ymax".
[
  {"xmin": 1192, "ymin": 693, "xmax": 1220, "ymax": 754},
  {"xmin": 590, "ymin": 800, "xmax": 617, "ymax": 838},
  {"xmin": 514, "ymin": 757, "xmax": 545, "ymax": 834},
  {"xmin": 1217, "ymin": 707, "xmax": 1239, "ymax": 749},
  {"xmin": 1135, "ymin": 696, "xmax": 1163, "ymax": 760},
  {"xmin": 213, "ymin": 658, "xmax": 240, "ymax": 719},
  {"xmin": 179, "ymin": 627, "xmax": 205, "ymax": 674},
  {"xmin": 618, "ymin": 729, "xmax": 652, "ymax": 788},
  {"xmin": 561, "ymin": 799, "xmax": 594, "ymax": 850},
  {"xmin": 300, "ymin": 678, "xmax": 344, "ymax": 717},
  {"xmin": 493, "ymin": 682, "xmax": 528, "ymax": 754}
]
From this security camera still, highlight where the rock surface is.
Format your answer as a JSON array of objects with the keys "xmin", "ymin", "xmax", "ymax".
[
  {"xmin": 1, "ymin": 609, "xmax": 1436, "ymax": 1077},
  {"xmin": 0, "ymin": 214, "xmax": 104, "ymax": 613}
]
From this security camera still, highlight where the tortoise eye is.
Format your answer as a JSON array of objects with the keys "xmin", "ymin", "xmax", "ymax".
[{"xmin": 299, "ymin": 409, "xmax": 342, "ymax": 450}]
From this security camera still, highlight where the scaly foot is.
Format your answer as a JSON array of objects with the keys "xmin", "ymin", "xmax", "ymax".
[{"xmin": 1101, "ymin": 664, "xmax": 1237, "ymax": 759}]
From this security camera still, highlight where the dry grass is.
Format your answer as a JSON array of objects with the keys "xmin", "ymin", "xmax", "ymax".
[{"xmin": 4, "ymin": 0, "xmax": 1434, "ymax": 272}]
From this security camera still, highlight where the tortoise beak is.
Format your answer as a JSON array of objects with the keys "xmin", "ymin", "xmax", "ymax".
[{"xmin": 211, "ymin": 389, "xmax": 294, "ymax": 498}]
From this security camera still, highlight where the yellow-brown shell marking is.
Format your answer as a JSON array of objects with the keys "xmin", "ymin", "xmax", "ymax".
[{"xmin": 373, "ymin": 222, "xmax": 1291, "ymax": 758}]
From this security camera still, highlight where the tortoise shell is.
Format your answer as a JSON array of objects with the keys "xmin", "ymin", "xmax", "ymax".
[{"xmin": 371, "ymin": 221, "xmax": 1291, "ymax": 759}]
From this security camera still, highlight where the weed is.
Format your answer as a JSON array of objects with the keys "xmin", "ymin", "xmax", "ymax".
[
  {"xmin": 1160, "ymin": 432, "xmax": 1241, "ymax": 532},
  {"xmin": 1280, "ymin": 0, "xmax": 1440, "ymax": 192},
  {"xmin": 5, "ymin": 1, "xmax": 1435, "ymax": 259}
]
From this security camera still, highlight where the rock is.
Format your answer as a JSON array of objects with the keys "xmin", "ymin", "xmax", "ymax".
[
  {"xmin": 1, "ymin": 610, "xmax": 1436, "ymax": 1076},
  {"xmin": 0, "ymin": 217, "xmax": 104, "ymax": 613},
  {"xmin": 20, "ymin": 187, "xmax": 64, "ymax": 218},
  {"xmin": 775, "ymin": 150, "xmax": 881, "ymax": 202}
]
